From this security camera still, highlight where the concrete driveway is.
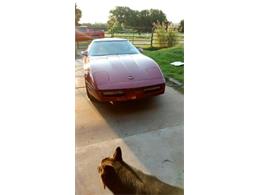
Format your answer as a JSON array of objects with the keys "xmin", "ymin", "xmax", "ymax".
[{"xmin": 75, "ymin": 59, "xmax": 184, "ymax": 195}]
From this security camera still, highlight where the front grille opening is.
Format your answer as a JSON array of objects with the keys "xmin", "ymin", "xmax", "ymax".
[{"xmin": 102, "ymin": 91, "xmax": 125, "ymax": 97}]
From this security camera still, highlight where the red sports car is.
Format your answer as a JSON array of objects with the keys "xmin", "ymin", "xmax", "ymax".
[
  {"xmin": 76, "ymin": 26, "xmax": 104, "ymax": 40},
  {"xmin": 81, "ymin": 38, "xmax": 165, "ymax": 102},
  {"xmin": 75, "ymin": 29, "xmax": 92, "ymax": 42}
]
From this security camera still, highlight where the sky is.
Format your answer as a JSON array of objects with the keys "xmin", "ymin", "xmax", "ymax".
[{"xmin": 75, "ymin": 0, "xmax": 184, "ymax": 24}]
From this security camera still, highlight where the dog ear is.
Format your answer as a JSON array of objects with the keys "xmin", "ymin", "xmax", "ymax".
[{"xmin": 113, "ymin": 147, "xmax": 123, "ymax": 161}]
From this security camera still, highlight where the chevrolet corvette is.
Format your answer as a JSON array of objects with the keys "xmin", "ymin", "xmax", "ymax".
[{"xmin": 81, "ymin": 38, "xmax": 165, "ymax": 102}]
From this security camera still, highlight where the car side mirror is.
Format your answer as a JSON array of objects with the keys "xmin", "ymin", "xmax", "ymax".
[
  {"xmin": 81, "ymin": 50, "xmax": 88, "ymax": 56},
  {"xmin": 138, "ymin": 48, "xmax": 144, "ymax": 53}
]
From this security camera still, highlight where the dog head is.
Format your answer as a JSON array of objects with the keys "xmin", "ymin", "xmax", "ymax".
[{"xmin": 97, "ymin": 147, "xmax": 123, "ymax": 190}]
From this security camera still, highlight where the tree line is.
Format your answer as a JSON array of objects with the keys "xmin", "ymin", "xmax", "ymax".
[
  {"xmin": 107, "ymin": 6, "xmax": 167, "ymax": 33},
  {"xmin": 75, "ymin": 5, "xmax": 184, "ymax": 33}
]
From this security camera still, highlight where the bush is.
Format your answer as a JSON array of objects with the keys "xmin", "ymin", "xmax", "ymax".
[
  {"xmin": 108, "ymin": 21, "xmax": 124, "ymax": 37},
  {"xmin": 167, "ymin": 25, "xmax": 177, "ymax": 47},
  {"xmin": 178, "ymin": 20, "xmax": 184, "ymax": 33},
  {"xmin": 153, "ymin": 22, "xmax": 177, "ymax": 47}
]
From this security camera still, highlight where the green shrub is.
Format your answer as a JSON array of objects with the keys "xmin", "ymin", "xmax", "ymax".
[
  {"xmin": 167, "ymin": 25, "xmax": 177, "ymax": 47},
  {"xmin": 108, "ymin": 21, "xmax": 124, "ymax": 37},
  {"xmin": 153, "ymin": 22, "xmax": 177, "ymax": 47}
]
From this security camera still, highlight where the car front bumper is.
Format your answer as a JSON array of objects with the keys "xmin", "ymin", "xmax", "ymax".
[{"xmin": 90, "ymin": 83, "xmax": 165, "ymax": 102}]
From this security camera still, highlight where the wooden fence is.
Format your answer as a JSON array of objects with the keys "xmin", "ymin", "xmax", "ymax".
[{"xmin": 76, "ymin": 31, "xmax": 184, "ymax": 50}]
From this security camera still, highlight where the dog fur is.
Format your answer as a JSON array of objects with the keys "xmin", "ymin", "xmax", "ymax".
[{"xmin": 97, "ymin": 147, "xmax": 184, "ymax": 195}]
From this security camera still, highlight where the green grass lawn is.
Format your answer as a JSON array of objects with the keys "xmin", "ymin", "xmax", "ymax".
[{"xmin": 143, "ymin": 46, "xmax": 184, "ymax": 84}]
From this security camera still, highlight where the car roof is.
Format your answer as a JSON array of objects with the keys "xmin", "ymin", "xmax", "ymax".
[{"xmin": 92, "ymin": 38, "xmax": 127, "ymax": 42}]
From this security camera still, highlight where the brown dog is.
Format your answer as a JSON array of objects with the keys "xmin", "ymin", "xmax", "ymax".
[{"xmin": 97, "ymin": 147, "xmax": 184, "ymax": 195}]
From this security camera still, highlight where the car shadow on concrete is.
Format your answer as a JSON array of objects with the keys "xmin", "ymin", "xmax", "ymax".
[{"xmin": 88, "ymin": 92, "xmax": 183, "ymax": 177}]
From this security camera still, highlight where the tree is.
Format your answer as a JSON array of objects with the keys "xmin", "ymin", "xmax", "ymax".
[
  {"xmin": 137, "ymin": 9, "xmax": 167, "ymax": 32},
  {"xmin": 107, "ymin": 16, "xmax": 124, "ymax": 36},
  {"xmin": 108, "ymin": 6, "xmax": 137, "ymax": 31},
  {"xmin": 75, "ymin": 4, "xmax": 82, "ymax": 26},
  {"xmin": 107, "ymin": 6, "xmax": 168, "ymax": 33},
  {"xmin": 178, "ymin": 20, "xmax": 184, "ymax": 33}
]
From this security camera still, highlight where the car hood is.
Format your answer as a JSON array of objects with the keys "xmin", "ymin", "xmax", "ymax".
[{"xmin": 88, "ymin": 54, "xmax": 165, "ymax": 89}]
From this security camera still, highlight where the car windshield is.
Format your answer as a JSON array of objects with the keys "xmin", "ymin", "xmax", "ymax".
[{"xmin": 88, "ymin": 40, "xmax": 140, "ymax": 56}]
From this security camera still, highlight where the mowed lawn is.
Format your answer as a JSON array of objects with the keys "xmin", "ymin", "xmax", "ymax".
[{"xmin": 144, "ymin": 46, "xmax": 184, "ymax": 84}]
